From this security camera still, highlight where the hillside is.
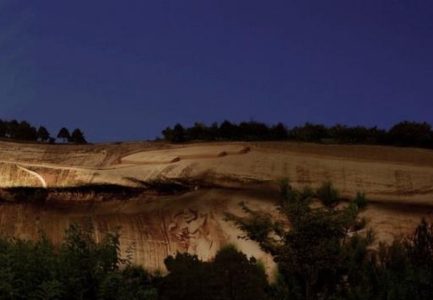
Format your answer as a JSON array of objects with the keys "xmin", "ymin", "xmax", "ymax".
[{"xmin": 0, "ymin": 140, "xmax": 432, "ymax": 276}]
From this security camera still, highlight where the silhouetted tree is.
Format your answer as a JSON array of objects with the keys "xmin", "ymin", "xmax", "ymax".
[
  {"xmin": 160, "ymin": 247, "xmax": 268, "ymax": 300},
  {"xmin": 57, "ymin": 127, "xmax": 71, "ymax": 143},
  {"xmin": 159, "ymin": 253, "xmax": 215, "ymax": 300},
  {"xmin": 0, "ymin": 120, "xmax": 6, "ymax": 137},
  {"xmin": 0, "ymin": 119, "xmax": 77, "ymax": 143},
  {"xmin": 171, "ymin": 124, "xmax": 186, "ymax": 143},
  {"xmin": 220, "ymin": 120, "xmax": 238, "ymax": 140},
  {"xmin": 70, "ymin": 128, "xmax": 87, "ymax": 144},
  {"xmin": 238, "ymin": 121, "xmax": 269, "ymax": 140},
  {"xmin": 270, "ymin": 122, "xmax": 289, "ymax": 140},
  {"xmin": 6, "ymin": 119, "xmax": 19, "ymax": 138},
  {"xmin": 289, "ymin": 123, "xmax": 329, "ymax": 142},
  {"xmin": 161, "ymin": 127, "xmax": 174, "ymax": 141},
  {"xmin": 14, "ymin": 121, "xmax": 38, "ymax": 141},
  {"xmin": 213, "ymin": 245, "xmax": 269, "ymax": 300},
  {"xmin": 37, "ymin": 126, "xmax": 51, "ymax": 142},
  {"xmin": 209, "ymin": 122, "xmax": 219, "ymax": 140},
  {"xmin": 187, "ymin": 122, "xmax": 208, "ymax": 140},
  {"xmin": 388, "ymin": 121, "xmax": 432, "ymax": 147},
  {"xmin": 160, "ymin": 120, "xmax": 433, "ymax": 149}
]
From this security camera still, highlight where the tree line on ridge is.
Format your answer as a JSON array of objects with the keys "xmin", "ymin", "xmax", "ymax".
[
  {"xmin": 0, "ymin": 119, "xmax": 87, "ymax": 144},
  {"xmin": 162, "ymin": 120, "xmax": 433, "ymax": 148}
]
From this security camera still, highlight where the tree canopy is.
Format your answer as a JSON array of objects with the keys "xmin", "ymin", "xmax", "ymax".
[
  {"xmin": 70, "ymin": 128, "xmax": 87, "ymax": 144},
  {"xmin": 0, "ymin": 119, "xmax": 88, "ymax": 144},
  {"xmin": 57, "ymin": 128, "xmax": 71, "ymax": 143},
  {"xmin": 161, "ymin": 120, "xmax": 433, "ymax": 149},
  {"xmin": 159, "ymin": 245, "xmax": 268, "ymax": 300}
]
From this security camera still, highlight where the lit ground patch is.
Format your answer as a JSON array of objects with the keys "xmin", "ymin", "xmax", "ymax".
[{"xmin": 121, "ymin": 145, "xmax": 250, "ymax": 164}]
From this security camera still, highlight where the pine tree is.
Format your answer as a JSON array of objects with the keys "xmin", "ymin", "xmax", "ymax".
[
  {"xmin": 172, "ymin": 124, "xmax": 186, "ymax": 143},
  {"xmin": 0, "ymin": 120, "xmax": 6, "ymax": 137},
  {"xmin": 37, "ymin": 126, "xmax": 51, "ymax": 142},
  {"xmin": 57, "ymin": 127, "xmax": 71, "ymax": 143},
  {"xmin": 71, "ymin": 128, "xmax": 87, "ymax": 144}
]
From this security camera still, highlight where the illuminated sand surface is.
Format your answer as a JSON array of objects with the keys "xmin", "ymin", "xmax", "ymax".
[{"xmin": 0, "ymin": 140, "xmax": 433, "ymax": 277}]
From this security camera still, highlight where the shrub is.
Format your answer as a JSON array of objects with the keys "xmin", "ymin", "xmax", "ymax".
[
  {"xmin": 353, "ymin": 192, "xmax": 368, "ymax": 209},
  {"xmin": 316, "ymin": 181, "xmax": 340, "ymax": 208}
]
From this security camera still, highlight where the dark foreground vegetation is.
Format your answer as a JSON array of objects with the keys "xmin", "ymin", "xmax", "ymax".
[
  {"xmin": 0, "ymin": 119, "xmax": 87, "ymax": 144},
  {"xmin": 162, "ymin": 120, "xmax": 433, "ymax": 149},
  {"xmin": 1, "ymin": 183, "xmax": 433, "ymax": 299}
]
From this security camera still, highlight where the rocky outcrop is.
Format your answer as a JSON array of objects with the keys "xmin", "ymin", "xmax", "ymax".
[{"xmin": 1, "ymin": 140, "xmax": 433, "ymax": 277}]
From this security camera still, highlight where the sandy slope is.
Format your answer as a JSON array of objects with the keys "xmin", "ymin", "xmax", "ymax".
[
  {"xmin": 0, "ymin": 140, "xmax": 432, "ymax": 277},
  {"xmin": 1, "ymin": 141, "xmax": 433, "ymax": 203}
]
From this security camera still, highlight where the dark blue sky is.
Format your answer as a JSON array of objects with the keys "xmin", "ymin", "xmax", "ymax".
[{"xmin": 1, "ymin": 0, "xmax": 433, "ymax": 142}]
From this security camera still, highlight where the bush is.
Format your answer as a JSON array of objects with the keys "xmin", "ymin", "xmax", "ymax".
[
  {"xmin": 159, "ymin": 246, "xmax": 269, "ymax": 300},
  {"xmin": 0, "ymin": 223, "xmax": 157, "ymax": 300},
  {"xmin": 353, "ymin": 192, "xmax": 367, "ymax": 209},
  {"xmin": 316, "ymin": 182, "xmax": 340, "ymax": 208}
]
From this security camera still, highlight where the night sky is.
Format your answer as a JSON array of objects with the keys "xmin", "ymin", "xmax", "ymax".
[{"xmin": 1, "ymin": 0, "xmax": 433, "ymax": 142}]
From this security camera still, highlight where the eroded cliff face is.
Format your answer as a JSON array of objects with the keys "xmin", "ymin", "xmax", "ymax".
[
  {"xmin": 1, "ymin": 140, "xmax": 433, "ymax": 277},
  {"xmin": 0, "ymin": 188, "xmax": 280, "ymax": 275}
]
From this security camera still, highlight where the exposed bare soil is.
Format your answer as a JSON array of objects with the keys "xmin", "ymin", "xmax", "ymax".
[{"xmin": 0, "ymin": 140, "xmax": 432, "ymax": 277}]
